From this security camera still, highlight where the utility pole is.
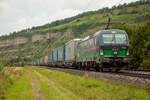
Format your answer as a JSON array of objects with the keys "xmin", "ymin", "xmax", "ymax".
[{"xmin": 105, "ymin": 14, "xmax": 112, "ymax": 30}]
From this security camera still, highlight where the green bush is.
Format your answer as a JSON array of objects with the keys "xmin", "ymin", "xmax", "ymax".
[
  {"xmin": 140, "ymin": 59, "xmax": 150, "ymax": 69},
  {"xmin": 0, "ymin": 63, "xmax": 4, "ymax": 72},
  {"xmin": 114, "ymin": 21, "xmax": 150, "ymax": 69}
]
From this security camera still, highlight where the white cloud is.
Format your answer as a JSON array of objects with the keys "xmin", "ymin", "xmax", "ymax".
[{"xmin": 0, "ymin": 0, "xmax": 139, "ymax": 36}]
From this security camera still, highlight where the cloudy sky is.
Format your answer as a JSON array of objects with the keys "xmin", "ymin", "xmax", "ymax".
[{"xmin": 0, "ymin": 0, "xmax": 138, "ymax": 36}]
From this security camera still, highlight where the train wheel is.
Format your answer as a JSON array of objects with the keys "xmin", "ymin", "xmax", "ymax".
[
  {"xmin": 100, "ymin": 68, "xmax": 104, "ymax": 72},
  {"xmin": 73, "ymin": 64, "xmax": 78, "ymax": 69},
  {"xmin": 95, "ymin": 64, "xmax": 100, "ymax": 72},
  {"xmin": 78, "ymin": 63, "xmax": 80, "ymax": 70},
  {"xmin": 115, "ymin": 68, "xmax": 121, "ymax": 72},
  {"xmin": 99, "ymin": 64, "xmax": 104, "ymax": 72},
  {"xmin": 109, "ymin": 69, "xmax": 112, "ymax": 72},
  {"xmin": 80, "ymin": 62, "xmax": 83, "ymax": 70},
  {"xmin": 86, "ymin": 66, "xmax": 90, "ymax": 71}
]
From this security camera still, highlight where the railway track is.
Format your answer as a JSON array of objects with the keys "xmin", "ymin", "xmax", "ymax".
[
  {"xmin": 118, "ymin": 70, "xmax": 150, "ymax": 80},
  {"xmin": 44, "ymin": 66, "xmax": 150, "ymax": 87}
]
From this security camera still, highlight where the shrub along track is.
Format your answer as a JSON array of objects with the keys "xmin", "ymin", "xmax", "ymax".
[{"xmin": 45, "ymin": 67, "xmax": 150, "ymax": 87}]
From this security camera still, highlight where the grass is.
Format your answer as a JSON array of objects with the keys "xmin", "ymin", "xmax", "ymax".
[
  {"xmin": 4, "ymin": 67, "xmax": 34, "ymax": 100},
  {"xmin": 1, "ymin": 66, "xmax": 150, "ymax": 100},
  {"xmin": 34, "ymin": 70, "xmax": 77, "ymax": 100},
  {"xmin": 0, "ymin": 67, "xmax": 14, "ymax": 100},
  {"xmin": 34, "ymin": 67, "xmax": 150, "ymax": 100}
]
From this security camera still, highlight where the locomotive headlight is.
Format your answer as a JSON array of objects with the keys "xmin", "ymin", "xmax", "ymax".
[
  {"xmin": 127, "ymin": 51, "xmax": 129, "ymax": 56},
  {"xmin": 100, "ymin": 50, "xmax": 103, "ymax": 55},
  {"xmin": 100, "ymin": 52, "xmax": 103, "ymax": 55},
  {"xmin": 113, "ymin": 51, "xmax": 117, "ymax": 55}
]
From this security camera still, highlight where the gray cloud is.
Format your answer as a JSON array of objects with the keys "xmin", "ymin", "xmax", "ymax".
[{"xmin": 0, "ymin": 0, "xmax": 138, "ymax": 36}]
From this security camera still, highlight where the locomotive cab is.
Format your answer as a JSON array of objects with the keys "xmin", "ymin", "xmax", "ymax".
[{"xmin": 96, "ymin": 29, "xmax": 129, "ymax": 71}]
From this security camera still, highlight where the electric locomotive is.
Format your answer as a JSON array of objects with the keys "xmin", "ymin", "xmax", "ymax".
[{"xmin": 77, "ymin": 29, "xmax": 129, "ymax": 72}]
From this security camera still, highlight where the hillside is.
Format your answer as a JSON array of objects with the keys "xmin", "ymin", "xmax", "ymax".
[{"xmin": 0, "ymin": 0, "xmax": 150, "ymax": 69}]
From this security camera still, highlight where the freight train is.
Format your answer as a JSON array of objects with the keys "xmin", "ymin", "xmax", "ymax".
[{"xmin": 31, "ymin": 29, "xmax": 129, "ymax": 72}]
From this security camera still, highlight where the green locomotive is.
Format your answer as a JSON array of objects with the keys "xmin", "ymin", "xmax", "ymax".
[{"xmin": 76, "ymin": 29, "xmax": 129, "ymax": 72}]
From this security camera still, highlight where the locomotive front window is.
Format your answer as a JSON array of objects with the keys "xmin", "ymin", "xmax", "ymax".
[
  {"xmin": 102, "ymin": 34, "xmax": 115, "ymax": 44},
  {"xmin": 115, "ymin": 34, "xmax": 127, "ymax": 44},
  {"xmin": 102, "ymin": 33, "xmax": 127, "ymax": 44}
]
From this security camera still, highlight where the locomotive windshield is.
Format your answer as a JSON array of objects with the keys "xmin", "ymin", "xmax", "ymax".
[
  {"xmin": 102, "ymin": 34, "xmax": 114, "ymax": 44},
  {"xmin": 102, "ymin": 34, "xmax": 127, "ymax": 44},
  {"xmin": 115, "ymin": 34, "xmax": 127, "ymax": 44}
]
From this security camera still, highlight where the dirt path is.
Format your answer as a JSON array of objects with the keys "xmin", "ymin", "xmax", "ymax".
[
  {"xmin": 29, "ymin": 70, "xmax": 42, "ymax": 100},
  {"xmin": 34, "ymin": 69, "xmax": 80, "ymax": 100}
]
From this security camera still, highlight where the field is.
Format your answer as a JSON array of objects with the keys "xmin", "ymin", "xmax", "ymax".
[{"xmin": 0, "ymin": 66, "xmax": 150, "ymax": 100}]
